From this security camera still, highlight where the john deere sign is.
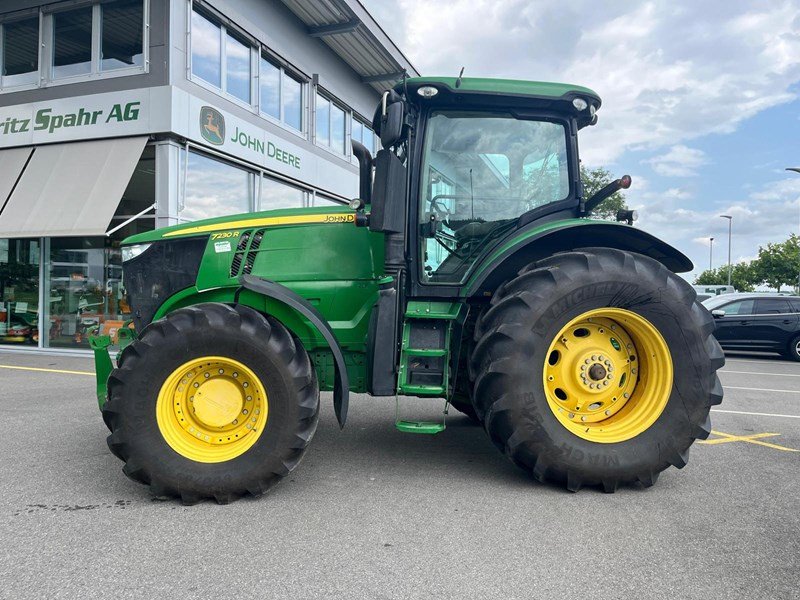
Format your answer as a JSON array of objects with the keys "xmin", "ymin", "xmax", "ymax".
[
  {"xmin": 188, "ymin": 97, "xmax": 307, "ymax": 177},
  {"xmin": 199, "ymin": 106, "xmax": 225, "ymax": 145}
]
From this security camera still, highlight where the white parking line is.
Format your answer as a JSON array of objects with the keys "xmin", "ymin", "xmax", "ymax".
[
  {"xmin": 725, "ymin": 386, "xmax": 799, "ymax": 393},
  {"xmin": 725, "ymin": 358, "xmax": 799, "ymax": 367},
  {"xmin": 721, "ymin": 370, "xmax": 800, "ymax": 378},
  {"xmin": 712, "ymin": 409, "xmax": 800, "ymax": 420}
]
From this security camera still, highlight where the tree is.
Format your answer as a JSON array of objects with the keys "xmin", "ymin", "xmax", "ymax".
[
  {"xmin": 580, "ymin": 165, "xmax": 629, "ymax": 220},
  {"xmin": 751, "ymin": 233, "xmax": 800, "ymax": 292},
  {"xmin": 694, "ymin": 263, "xmax": 758, "ymax": 292}
]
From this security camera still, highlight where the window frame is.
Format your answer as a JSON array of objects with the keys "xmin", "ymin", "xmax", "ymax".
[
  {"xmin": 315, "ymin": 88, "xmax": 350, "ymax": 159},
  {"xmin": 37, "ymin": 0, "xmax": 149, "ymax": 88}
]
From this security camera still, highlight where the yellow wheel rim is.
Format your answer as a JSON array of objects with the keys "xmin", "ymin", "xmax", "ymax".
[
  {"xmin": 156, "ymin": 356, "xmax": 268, "ymax": 463},
  {"xmin": 542, "ymin": 308, "xmax": 673, "ymax": 443}
]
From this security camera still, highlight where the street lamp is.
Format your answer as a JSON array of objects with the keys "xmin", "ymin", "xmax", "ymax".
[
  {"xmin": 709, "ymin": 237, "xmax": 714, "ymax": 270},
  {"xmin": 719, "ymin": 215, "xmax": 733, "ymax": 287},
  {"xmin": 786, "ymin": 169, "xmax": 800, "ymax": 292}
]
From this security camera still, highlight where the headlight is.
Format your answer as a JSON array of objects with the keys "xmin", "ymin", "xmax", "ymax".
[{"xmin": 122, "ymin": 243, "xmax": 152, "ymax": 262}]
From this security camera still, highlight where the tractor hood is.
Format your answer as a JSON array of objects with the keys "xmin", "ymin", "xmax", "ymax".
[{"xmin": 122, "ymin": 205, "xmax": 356, "ymax": 245}]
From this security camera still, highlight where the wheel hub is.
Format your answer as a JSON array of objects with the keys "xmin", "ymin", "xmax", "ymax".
[
  {"xmin": 542, "ymin": 309, "xmax": 673, "ymax": 443},
  {"xmin": 156, "ymin": 357, "xmax": 269, "ymax": 463}
]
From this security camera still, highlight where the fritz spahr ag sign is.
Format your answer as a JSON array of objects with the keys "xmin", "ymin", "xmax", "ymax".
[{"xmin": 0, "ymin": 89, "xmax": 157, "ymax": 147}]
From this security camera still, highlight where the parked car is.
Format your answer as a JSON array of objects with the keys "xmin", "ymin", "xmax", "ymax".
[{"xmin": 703, "ymin": 293, "xmax": 800, "ymax": 361}]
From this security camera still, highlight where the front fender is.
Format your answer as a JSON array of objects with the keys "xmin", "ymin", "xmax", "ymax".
[
  {"xmin": 236, "ymin": 275, "xmax": 350, "ymax": 428},
  {"xmin": 464, "ymin": 220, "xmax": 693, "ymax": 297}
]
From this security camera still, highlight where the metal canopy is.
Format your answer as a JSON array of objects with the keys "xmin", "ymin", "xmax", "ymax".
[
  {"xmin": 0, "ymin": 137, "xmax": 148, "ymax": 238},
  {"xmin": 280, "ymin": 0, "xmax": 419, "ymax": 92}
]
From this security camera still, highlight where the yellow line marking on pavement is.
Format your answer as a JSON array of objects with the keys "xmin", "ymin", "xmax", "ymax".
[
  {"xmin": 712, "ymin": 409, "xmax": 800, "ymax": 420},
  {"xmin": 725, "ymin": 386, "xmax": 799, "ymax": 393},
  {"xmin": 721, "ymin": 370, "xmax": 800, "ymax": 377},
  {"xmin": 0, "ymin": 364, "xmax": 94, "ymax": 376},
  {"xmin": 699, "ymin": 430, "xmax": 799, "ymax": 452}
]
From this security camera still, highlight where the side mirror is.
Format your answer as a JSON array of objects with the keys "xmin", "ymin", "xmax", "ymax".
[
  {"xmin": 378, "ymin": 91, "xmax": 405, "ymax": 149},
  {"xmin": 711, "ymin": 309, "xmax": 725, "ymax": 318}
]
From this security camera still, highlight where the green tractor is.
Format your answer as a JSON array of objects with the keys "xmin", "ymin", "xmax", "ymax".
[{"xmin": 92, "ymin": 77, "xmax": 723, "ymax": 503}]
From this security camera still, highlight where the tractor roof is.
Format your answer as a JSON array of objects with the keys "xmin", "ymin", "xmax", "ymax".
[{"xmin": 396, "ymin": 76, "xmax": 601, "ymax": 126}]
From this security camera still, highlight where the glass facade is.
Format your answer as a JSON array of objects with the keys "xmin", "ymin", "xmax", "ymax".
[
  {"xmin": 0, "ymin": 239, "xmax": 40, "ymax": 346},
  {"xmin": 181, "ymin": 150, "xmax": 254, "ymax": 222}
]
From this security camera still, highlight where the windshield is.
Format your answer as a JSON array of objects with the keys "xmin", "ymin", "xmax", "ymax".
[{"xmin": 419, "ymin": 111, "xmax": 571, "ymax": 283}]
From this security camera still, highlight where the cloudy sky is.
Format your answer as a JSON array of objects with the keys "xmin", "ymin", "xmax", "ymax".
[{"xmin": 362, "ymin": 0, "xmax": 800, "ymax": 280}]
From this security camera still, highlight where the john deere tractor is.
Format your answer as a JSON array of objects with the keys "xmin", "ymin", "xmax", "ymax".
[{"xmin": 92, "ymin": 77, "xmax": 723, "ymax": 503}]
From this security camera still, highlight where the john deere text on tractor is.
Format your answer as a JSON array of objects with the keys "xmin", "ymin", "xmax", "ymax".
[{"xmin": 91, "ymin": 77, "xmax": 724, "ymax": 503}]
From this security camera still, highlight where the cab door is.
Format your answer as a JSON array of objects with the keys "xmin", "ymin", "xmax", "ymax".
[{"xmin": 750, "ymin": 298, "xmax": 799, "ymax": 350}]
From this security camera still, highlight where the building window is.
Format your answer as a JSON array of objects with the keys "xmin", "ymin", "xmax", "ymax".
[
  {"xmin": 101, "ymin": 0, "xmax": 145, "ymax": 71},
  {"xmin": 190, "ymin": 8, "xmax": 221, "ymax": 88},
  {"xmin": 181, "ymin": 150, "xmax": 255, "ymax": 222},
  {"xmin": 226, "ymin": 31, "xmax": 250, "ymax": 103},
  {"xmin": 1, "ymin": 17, "xmax": 39, "ymax": 87},
  {"xmin": 190, "ymin": 6, "xmax": 256, "ymax": 106},
  {"xmin": 351, "ymin": 116, "xmax": 376, "ymax": 155},
  {"xmin": 259, "ymin": 55, "xmax": 304, "ymax": 132},
  {"xmin": 316, "ymin": 92, "xmax": 347, "ymax": 155},
  {"xmin": 52, "ymin": 6, "xmax": 94, "ymax": 78},
  {"xmin": 1, "ymin": 1, "xmax": 147, "ymax": 91},
  {"xmin": 260, "ymin": 176, "xmax": 307, "ymax": 210}
]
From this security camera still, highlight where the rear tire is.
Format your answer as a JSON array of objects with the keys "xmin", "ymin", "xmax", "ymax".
[
  {"xmin": 102, "ymin": 303, "xmax": 319, "ymax": 504},
  {"xmin": 471, "ymin": 248, "xmax": 724, "ymax": 492}
]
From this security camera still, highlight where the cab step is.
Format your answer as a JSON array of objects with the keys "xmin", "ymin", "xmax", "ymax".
[{"xmin": 395, "ymin": 420, "xmax": 446, "ymax": 434}]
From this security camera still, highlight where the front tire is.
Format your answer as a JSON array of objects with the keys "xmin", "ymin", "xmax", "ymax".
[
  {"xmin": 471, "ymin": 248, "xmax": 724, "ymax": 492},
  {"xmin": 102, "ymin": 303, "xmax": 319, "ymax": 504}
]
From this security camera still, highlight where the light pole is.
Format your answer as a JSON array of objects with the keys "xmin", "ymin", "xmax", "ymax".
[
  {"xmin": 709, "ymin": 237, "xmax": 714, "ymax": 270},
  {"xmin": 786, "ymin": 169, "xmax": 800, "ymax": 294},
  {"xmin": 719, "ymin": 215, "xmax": 732, "ymax": 287}
]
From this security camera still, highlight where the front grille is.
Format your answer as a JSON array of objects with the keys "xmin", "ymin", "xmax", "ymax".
[
  {"xmin": 243, "ymin": 230, "xmax": 265, "ymax": 275},
  {"xmin": 123, "ymin": 236, "xmax": 208, "ymax": 331},
  {"xmin": 229, "ymin": 230, "xmax": 252, "ymax": 277}
]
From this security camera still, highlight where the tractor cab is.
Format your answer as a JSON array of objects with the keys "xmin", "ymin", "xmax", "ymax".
[{"xmin": 355, "ymin": 78, "xmax": 611, "ymax": 292}]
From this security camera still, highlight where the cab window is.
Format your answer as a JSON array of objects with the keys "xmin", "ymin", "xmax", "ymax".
[{"xmin": 418, "ymin": 111, "xmax": 570, "ymax": 284}]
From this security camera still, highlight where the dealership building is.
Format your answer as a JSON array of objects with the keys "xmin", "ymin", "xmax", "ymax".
[{"xmin": 0, "ymin": 0, "xmax": 416, "ymax": 351}]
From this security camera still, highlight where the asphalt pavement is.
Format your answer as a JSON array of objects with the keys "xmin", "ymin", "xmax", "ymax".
[{"xmin": 0, "ymin": 349, "xmax": 798, "ymax": 599}]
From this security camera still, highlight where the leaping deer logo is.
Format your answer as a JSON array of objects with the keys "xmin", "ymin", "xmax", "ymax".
[{"xmin": 199, "ymin": 106, "xmax": 225, "ymax": 145}]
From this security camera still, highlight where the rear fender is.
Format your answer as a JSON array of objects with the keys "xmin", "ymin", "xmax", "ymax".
[{"xmin": 464, "ymin": 220, "xmax": 693, "ymax": 298}]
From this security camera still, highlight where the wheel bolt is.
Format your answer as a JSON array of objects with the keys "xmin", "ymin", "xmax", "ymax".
[
  {"xmin": 242, "ymin": 409, "xmax": 248, "ymax": 415},
  {"xmin": 243, "ymin": 382, "xmax": 249, "ymax": 388},
  {"xmin": 623, "ymin": 393, "xmax": 630, "ymax": 398},
  {"xmin": 204, "ymin": 372, "xmax": 210, "ymax": 378},
  {"xmin": 581, "ymin": 365, "xmax": 586, "ymax": 371},
  {"xmin": 585, "ymin": 359, "xmax": 591, "ymax": 365},
  {"xmin": 233, "ymin": 372, "xmax": 239, "ymax": 378},
  {"xmin": 605, "ymin": 410, "xmax": 611, "ymax": 415},
  {"xmin": 581, "ymin": 416, "xmax": 587, "ymax": 422},
  {"xmin": 632, "ymin": 368, "xmax": 638, "ymax": 375},
  {"xmin": 246, "ymin": 396, "xmax": 252, "ymax": 401},
  {"xmin": 591, "ymin": 355, "xmax": 597, "ymax": 361},
  {"xmin": 193, "ymin": 382, "xmax": 199, "ymax": 388},
  {"xmin": 568, "ymin": 413, "xmax": 575, "ymax": 418},
  {"xmin": 232, "ymin": 419, "xmax": 238, "ymax": 425}
]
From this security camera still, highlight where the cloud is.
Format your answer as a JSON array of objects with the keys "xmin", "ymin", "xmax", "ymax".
[
  {"xmin": 364, "ymin": 0, "xmax": 800, "ymax": 164},
  {"xmin": 643, "ymin": 145, "xmax": 709, "ymax": 177}
]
